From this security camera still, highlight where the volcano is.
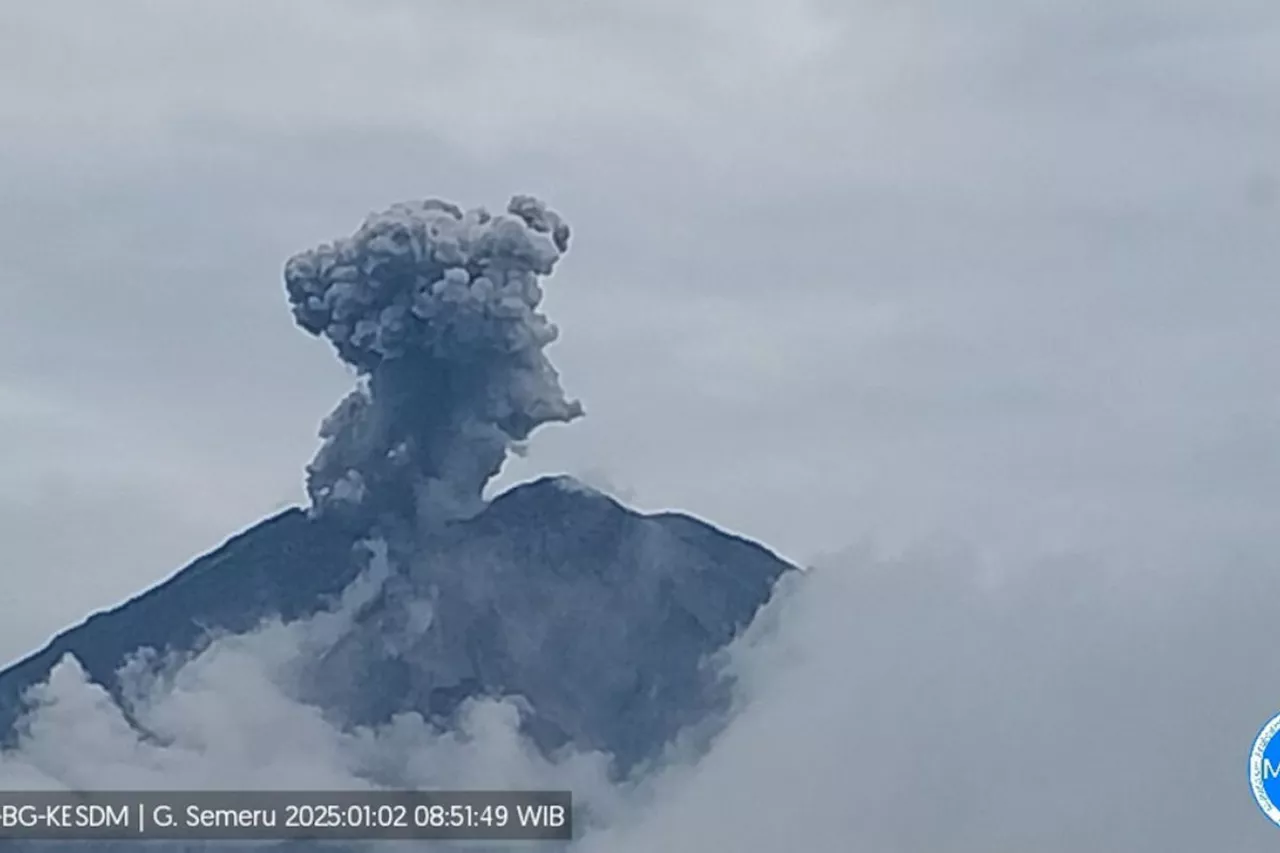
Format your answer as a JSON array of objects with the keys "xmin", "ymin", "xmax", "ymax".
[{"xmin": 0, "ymin": 476, "xmax": 792, "ymax": 774}]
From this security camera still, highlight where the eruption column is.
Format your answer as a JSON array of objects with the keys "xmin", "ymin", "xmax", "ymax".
[{"xmin": 283, "ymin": 196, "xmax": 581, "ymax": 534}]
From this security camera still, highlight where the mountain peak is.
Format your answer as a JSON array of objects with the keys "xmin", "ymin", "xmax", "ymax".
[{"xmin": 0, "ymin": 479, "xmax": 793, "ymax": 776}]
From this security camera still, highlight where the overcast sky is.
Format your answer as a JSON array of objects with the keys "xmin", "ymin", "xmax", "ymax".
[
  {"xmin": 2, "ymin": 2, "xmax": 1280, "ymax": 850},
  {"xmin": 2, "ymin": 0, "xmax": 1277, "ymax": 659}
]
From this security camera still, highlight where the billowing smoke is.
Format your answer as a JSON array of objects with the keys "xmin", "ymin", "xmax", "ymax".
[
  {"xmin": 284, "ymin": 196, "xmax": 581, "ymax": 532},
  {"xmin": 0, "ymin": 545, "xmax": 622, "ymax": 815},
  {"xmin": 8, "ymin": 539, "xmax": 1280, "ymax": 851}
]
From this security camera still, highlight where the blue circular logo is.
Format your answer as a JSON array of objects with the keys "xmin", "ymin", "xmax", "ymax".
[{"xmin": 1250, "ymin": 713, "xmax": 1280, "ymax": 825}]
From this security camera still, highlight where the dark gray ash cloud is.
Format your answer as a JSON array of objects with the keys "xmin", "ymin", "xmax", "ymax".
[{"xmin": 284, "ymin": 196, "xmax": 581, "ymax": 532}]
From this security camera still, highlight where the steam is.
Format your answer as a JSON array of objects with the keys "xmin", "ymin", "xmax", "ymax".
[
  {"xmin": 284, "ymin": 196, "xmax": 581, "ymax": 531},
  {"xmin": 6, "ymin": 540, "xmax": 1279, "ymax": 851},
  {"xmin": 0, "ymin": 544, "xmax": 620, "ymax": 805}
]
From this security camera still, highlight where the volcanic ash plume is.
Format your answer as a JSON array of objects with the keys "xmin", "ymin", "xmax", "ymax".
[{"xmin": 283, "ymin": 196, "xmax": 582, "ymax": 532}]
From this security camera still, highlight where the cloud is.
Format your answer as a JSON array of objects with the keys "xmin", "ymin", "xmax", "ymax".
[
  {"xmin": 5, "ymin": 533, "xmax": 1280, "ymax": 850},
  {"xmin": 0, "ymin": 545, "xmax": 621, "ymax": 822},
  {"xmin": 0, "ymin": 1, "xmax": 1278, "ymax": 848},
  {"xmin": 284, "ymin": 195, "xmax": 580, "ymax": 531},
  {"xmin": 583, "ymin": 540, "xmax": 1280, "ymax": 851}
]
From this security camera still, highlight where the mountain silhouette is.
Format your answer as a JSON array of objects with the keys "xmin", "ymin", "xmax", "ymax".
[{"xmin": 0, "ymin": 476, "xmax": 792, "ymax": 774}]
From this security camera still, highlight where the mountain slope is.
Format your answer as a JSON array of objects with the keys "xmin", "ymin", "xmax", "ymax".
[{"xmin": 0, "ymin": 477, "xmax": 792, "ymax": 772}]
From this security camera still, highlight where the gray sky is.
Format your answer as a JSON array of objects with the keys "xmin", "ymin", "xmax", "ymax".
[{"xmin": 1, "ymin": 2, "xmax": 1279, "ymax": 845}]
